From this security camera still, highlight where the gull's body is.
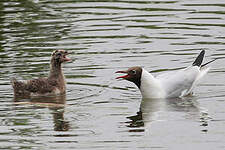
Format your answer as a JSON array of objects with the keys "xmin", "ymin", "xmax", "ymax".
[
  {"xmin": 139, "ymin": 66, "xmax": 209, "ymax": 99},
  {"xmin": 116, "ymin": 50, "xmax": 213, "ymax": 99}
]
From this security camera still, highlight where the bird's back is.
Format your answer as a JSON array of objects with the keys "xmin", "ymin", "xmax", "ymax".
[
  {"xmin": 11, "ymin": 77, "xmax": 60, "ymax": 98},
  {"xmin": 11, "ymin": 78, "xmax": 31, "ymax": 97},
  {"xmin": 157, "ymin": 66, "xmax": 208, "ymax": 98}
]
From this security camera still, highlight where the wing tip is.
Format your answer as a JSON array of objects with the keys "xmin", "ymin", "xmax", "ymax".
[{"xmin": 192, "ymin": 50, "xmax": 205, "ymax": 67}]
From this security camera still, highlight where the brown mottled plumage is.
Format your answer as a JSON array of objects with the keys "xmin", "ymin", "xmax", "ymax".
[{"xmin": 11, "ymin": 50, "xmax": 71, "ymax": 98}]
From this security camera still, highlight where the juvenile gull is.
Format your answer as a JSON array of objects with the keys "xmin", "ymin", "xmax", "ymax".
[{"xmin": 11, "ymin": 50, "xmax": 71, "ymax": 98}]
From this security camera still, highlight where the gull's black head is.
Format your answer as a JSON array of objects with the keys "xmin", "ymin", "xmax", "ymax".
[{"xmin": 116, "ymin": 66, "xmax": 142, "ymax": 88}]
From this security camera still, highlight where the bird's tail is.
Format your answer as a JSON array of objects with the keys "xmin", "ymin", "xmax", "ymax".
[
  {"xmin": 11, "ymin": 77, "xmax": 26, "ymax": 91},
  {"xmin": 192, "ymin": 50, "xmax": 216, "ymax": 68},
  {"xmin": 10, "ymin": 77, "xmax": 17, "ymax": 88},
  {"xmin": 201, "ymin": 58, "xmax": 217, "ymax": 67},
  {"xmin": 197, "ymin": 67, "xmax": 210, "ymax": 81}
]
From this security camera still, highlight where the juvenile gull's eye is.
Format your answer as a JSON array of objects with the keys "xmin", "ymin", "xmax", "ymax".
[{"xmin": 57, "ymin": 52, "xmax": 62, "ymax": 56}]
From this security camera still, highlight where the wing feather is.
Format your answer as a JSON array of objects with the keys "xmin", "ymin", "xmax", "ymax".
[{"xmin": 156, "ymin": 66, "xmax": 203, "ymax": 98}]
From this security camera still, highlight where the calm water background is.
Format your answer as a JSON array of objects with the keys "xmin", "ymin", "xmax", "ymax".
[{"xmin": 0, "ymin": 0, "xmax": 225, "ymax": 149}]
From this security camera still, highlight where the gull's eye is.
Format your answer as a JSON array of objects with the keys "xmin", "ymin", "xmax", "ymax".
[
  {"xmin": 55, "ymin": 52, "xmax": 62, "ymax": 60},
  {"xmin": 57, "ymin": 52, "xmax": 62, "ymax": 56},
  {"xmin": 130, "ymin": 70, "xmax": 136, "ymax": 75}
]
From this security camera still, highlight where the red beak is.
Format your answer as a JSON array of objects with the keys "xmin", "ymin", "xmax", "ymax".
[{"xmin": 115, "ymin": 70, "xmax": 129, "ymax": 79}]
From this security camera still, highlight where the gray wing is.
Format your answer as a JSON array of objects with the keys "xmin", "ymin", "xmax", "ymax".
[{"xmin": 156, "ymin": 66, "xmax": 200, "ymax": 98}]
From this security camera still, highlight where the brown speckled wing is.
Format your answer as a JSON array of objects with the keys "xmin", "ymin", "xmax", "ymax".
[{"xmin": 26, "ymin": 78, "xmax": 57, "ymax": 94}]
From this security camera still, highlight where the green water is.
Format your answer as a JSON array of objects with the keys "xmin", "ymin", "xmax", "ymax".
[{"xmin": 0, "ymin": 0, "xmax": 225, "ymax": 149}]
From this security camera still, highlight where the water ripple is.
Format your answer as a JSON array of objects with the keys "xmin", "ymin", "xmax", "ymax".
[{"xmin": 0, "ymin": 0, "xmax": 225, "ymax": 149}]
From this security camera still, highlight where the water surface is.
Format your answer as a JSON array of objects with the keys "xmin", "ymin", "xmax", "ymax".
[{"xmin": 0, "ymin": 0, "xmax": 225, "ymax": 149}]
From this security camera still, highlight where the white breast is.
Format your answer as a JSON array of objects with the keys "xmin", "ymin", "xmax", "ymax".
[{"xmin": 140, "ymin": 69, "xmax": 166, "ymax": 99}]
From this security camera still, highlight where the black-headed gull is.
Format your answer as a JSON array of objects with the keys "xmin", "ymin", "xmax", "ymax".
[{"xmin": 116, "ymin": 50, "xmax": 215, "ymax": 99}]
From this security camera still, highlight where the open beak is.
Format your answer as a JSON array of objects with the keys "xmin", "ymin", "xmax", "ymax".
[
  {"xmin": 63, "ymin": 52, "xmax": 71, "ymax": 62},
  {"xmin": 63, "ymin": 55, "xmax": 71, "ymax": 62},
  {"xmin": 115, "ymin": 70, "xmax": 129, "ymax": 79}
]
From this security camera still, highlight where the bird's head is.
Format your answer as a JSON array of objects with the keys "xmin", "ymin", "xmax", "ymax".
[
  {"xmin": 51, "ymin": 50, "xmax": 71, "ymax": 64},
  {"xmin": 116, "ymin": 66, "xmax": 142, "ymax": 88}
]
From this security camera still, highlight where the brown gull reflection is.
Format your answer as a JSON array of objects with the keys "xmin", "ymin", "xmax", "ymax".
[{"xmin": 13, "ymin": 95, "xmax": 69, "ymax": 131}]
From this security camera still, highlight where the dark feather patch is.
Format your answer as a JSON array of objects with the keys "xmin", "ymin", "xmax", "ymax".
[{"xmin": 192, "ymin": 50, "xmax": 205, "ymax": 67}]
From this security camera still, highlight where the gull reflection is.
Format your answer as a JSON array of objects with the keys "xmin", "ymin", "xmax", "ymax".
[
  {"xmin": 127, "ymin": 96, "xmax": 209, "ymax": 132},
  {"xmin": 14, "ymin": 95, "xmax": 69, "ymax": 131}
]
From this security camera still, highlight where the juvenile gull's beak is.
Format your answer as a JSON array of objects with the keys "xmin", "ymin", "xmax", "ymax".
[
  {"xmin": 63, "ymin": 51, "xmax": 72, "ymax": 62},
  {"xmin": 115, "ymin": 70, "xmax": 129, "ymax": 79},
  {"xmin": 63, "ymin": 55, "xmax": 71, "ymax": 62}
]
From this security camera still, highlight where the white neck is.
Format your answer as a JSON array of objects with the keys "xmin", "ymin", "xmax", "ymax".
[{"xmin": 140, "ymin": 69, "xmax": 165, "ymax": 99}]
